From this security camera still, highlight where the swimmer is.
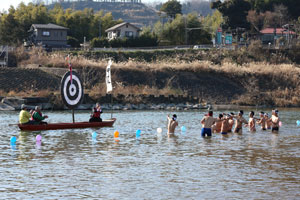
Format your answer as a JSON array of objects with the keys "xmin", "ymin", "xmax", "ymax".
[
  {"xmin": 271, "ymin": 109, "xmax": 280, "ymax": 133},
  {"xmin": 246, "ymin": 111, "xmax": 256, "ymax": 132},
  {"xmin": 212, "ymin": 114, "xmax": 223, "ymax": 133},
  {"xmin": 220, "ymin": 115, "xmax": 230, "ymax": 135},
  {"xmin": 233, "ymin": 110, "xmax": 248, "ymax": 134},
  {"xmin": 167, "ymin": 114, "xmax": 178, "ymax": 137},
  {"xmin": 201, "ymin": 111, "xmax": 219, "ymax": 137},
  {"xmin": 264, "ymin": 113, "xmax": 272, "ymax": 129},
  {"xmin": 257, "ymin": 112, "xmax": 267, "ymax": 130},
  {"xmin": 227, "ymin": 113, "xmax": 235, "ymax": 133}
]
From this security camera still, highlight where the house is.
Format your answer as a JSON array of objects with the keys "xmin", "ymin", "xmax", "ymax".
[
  {"xmin": 260, "ymin": 28, "xmax": 296, "ymax": 45},
  {"xmin": 27, "ymin": 23, "xmax": 69, "ymax": 48},
  {"xmin": 105, "ymin": 22, "xmax": 141, "ymax": 40}
]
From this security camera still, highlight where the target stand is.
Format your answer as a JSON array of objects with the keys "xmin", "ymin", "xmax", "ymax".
[{"xmin": 60, "ymin": 71, "xmax": 84, "ymax": 123}]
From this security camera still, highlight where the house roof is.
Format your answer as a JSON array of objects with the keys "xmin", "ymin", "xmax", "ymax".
[
  {"xmin": 32, "ymin": 23, "xmax": 68, "ymax": 30},
  {"xmin": 105, "ymin": 22, "xmax": 141, "ymax": 32},
  {"xmin": 260, "ymin": 28, "xmax": 296, "ymax": 35}
]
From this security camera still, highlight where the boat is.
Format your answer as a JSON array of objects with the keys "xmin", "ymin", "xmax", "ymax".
[{"xmin": 18, "ymin": 118, "xmax": 116, "ymax": 131}]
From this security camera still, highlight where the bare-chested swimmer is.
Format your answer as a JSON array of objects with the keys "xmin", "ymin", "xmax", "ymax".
[
  {"xmin": 201, "ymin": 111, "xmax": 218, "ymax": 137},
  {"xmin": 220, "ymin": 115, "xmax": 230, "ymax": 135},
  {"xmin": 246, "ymin": 111, "xmax": 256, "ymax": 132},
  {"xmin": 264, "ymin": 113, "xmax": 272, "ymax": 129},
  {"xmin": 233, "ymin": 110, "xmax": 248, "ymax": 134},
  {"xmin": 167, "ymin": 114, "xmax": 178, "ymax": 137},
  {"xmin": 212, "ymin": 114, "xmax": 223, "ymax": 133},
  {"xmin": 257, "ymin": 112, "xmax": 267, "ymax": 130},
  {"xmin": 271, "ymin": 109, "xmax": 280, "ymax": 133}
]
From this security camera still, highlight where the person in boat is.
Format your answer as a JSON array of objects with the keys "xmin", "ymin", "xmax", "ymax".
[
  {"xmin": 32, "ymin": 106, "xmax": 48, "ymax": 124},
  {"xmin": 19, "ymin": 104, "xmax": 36, "ymax": 125},
  {"xmin": 271, "ymin": 109, "xmax": 280, "ymax": 133},
  {"xmin": 233, "ymin": 110, "xmax": 248, "ymax": 134},
  {"xmin": 89, "ymin": 103, "xmax": 103, "ymax": 122},
  {"xmin": 167, "ymin": 114, "xmax": 178, "ymax": 137},
  {"xmin": 201, "ymin": 111, "xmax": 219, "ymax": 137}
]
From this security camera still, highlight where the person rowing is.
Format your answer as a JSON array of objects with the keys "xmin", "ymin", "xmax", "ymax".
[
  {"xmin": 32, "ymin": 106, "xmax": 48, "ymax": 125},
  {"xmin": 19, "ymin": 104, "xmax": 36, "ymax": 125},
  {"xmin": 89, "ymin": 103, "xmax": 103, "ymax": 122}
]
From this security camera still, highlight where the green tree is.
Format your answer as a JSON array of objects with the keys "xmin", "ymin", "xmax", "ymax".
[
  {"xmin": 160, "ymin": 0, "xmax": 182, "ymax": 19},
  {"xmin": 212, "ymin": 0, "xmax": 251, "ymax": 29}
]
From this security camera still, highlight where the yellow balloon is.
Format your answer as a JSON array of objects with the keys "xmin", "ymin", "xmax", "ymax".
[{"xmin": 114, "ymin": 131, "xmax": 119, "ymax": 138}]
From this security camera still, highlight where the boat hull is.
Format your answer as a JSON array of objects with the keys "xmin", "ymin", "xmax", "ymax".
[{"xmin": 18, "ymin": 118, "xmax": 116, "ymax": 131}]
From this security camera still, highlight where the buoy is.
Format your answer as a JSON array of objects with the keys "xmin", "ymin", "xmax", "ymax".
[
  {"xmin": 36, "ymin": 134, "xmax": 42, "ymax": 142},
  {"xmin": 296, "ymin": 120, "xmax": 300, "ymax": 126},
  {"xmin": 10, "ymin": 136, "xmax": 17, "ymax": 144},
  {"xmin": 157, "ymin": 128, "xmax": 162, "ymax": 134},
  {"xmin": 181, "ymin": 126, "xmax": 186, "ymax": 132},
  {"xmin": 114, "ymin": 130, "xmax": 119, "ymax": 138},
  {"xmin": 92, "ymin": 132, "xmax": 97, "ymax": 139},
  {"xmin": 279, "ymin": 121, "xmax": 282, "ymax": 127},
  {"xmin": 136, "ymin": 129, "xmax": 141, "ymax": 138}
]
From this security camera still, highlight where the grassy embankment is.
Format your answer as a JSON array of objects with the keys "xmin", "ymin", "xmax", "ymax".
[{"xmin": 2, "ymin": 43, "xmax": 300, "ymax": 107}]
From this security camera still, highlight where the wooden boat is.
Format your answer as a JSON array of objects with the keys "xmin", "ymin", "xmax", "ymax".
[{"xmin": 18, "ymin": 118, "xmax": 116, "ymax": 131}]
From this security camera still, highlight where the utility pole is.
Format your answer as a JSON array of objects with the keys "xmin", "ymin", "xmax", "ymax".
[
  {"xmin": 184, "ymin": 16, "xmax": 188, "ymax": 45},
  {"xmin": 99, "ymin": 20, "xmax": 101, "ymax": 38}
]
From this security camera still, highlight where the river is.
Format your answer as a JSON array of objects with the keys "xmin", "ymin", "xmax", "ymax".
[{"xmin": 0, "ymin": 109, "xmax": 299, "ymax": 199}]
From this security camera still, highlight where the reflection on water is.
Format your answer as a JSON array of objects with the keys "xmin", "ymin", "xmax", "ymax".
[{"xmin": 0, "ymin": 110, "xmax": 299, "ymax": 199}]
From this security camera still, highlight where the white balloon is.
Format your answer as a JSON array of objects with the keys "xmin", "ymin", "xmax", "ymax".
[{"xmin": 157, "ymin": 127, "xmax": 162, "ymax": 134}]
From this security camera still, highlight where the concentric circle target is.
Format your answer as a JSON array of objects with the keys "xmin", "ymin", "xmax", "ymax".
[{"xmin": 60, "ymin": 71, "xmax": 84, "ymax": 109}]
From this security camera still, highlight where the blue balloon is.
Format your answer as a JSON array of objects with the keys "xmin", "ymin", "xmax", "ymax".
[
  {"xmin": 10, "ymin": 136, "xmax": 17, "ymax": 144},
  {"xmin": 92, "ymin": 132, "xmax": 98, "ymax": 138},
  {"xmin": 181, "ymin": 126, "xmax": 186, "ymax": 132},
  {"xmin": 136, "ymin": 129, "xmax": 141, "ymax": 138},
  {"xmin": 297, "ymin": 120, "xmax": 300, "ymax": 126}
]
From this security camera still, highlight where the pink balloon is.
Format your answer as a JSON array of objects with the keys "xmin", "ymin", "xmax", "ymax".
[
  {"xmin": 279, "ymin": 121, "xmax": 282, "ymax": 127},
  {"xmin": 36, "ymin": 135, "xmax": 42, "ymax": 142}
]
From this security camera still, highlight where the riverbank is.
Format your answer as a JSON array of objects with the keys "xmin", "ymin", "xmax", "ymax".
[{"xmin": 1, "ymin": 47, "xmax": 300, "ymax": 108}]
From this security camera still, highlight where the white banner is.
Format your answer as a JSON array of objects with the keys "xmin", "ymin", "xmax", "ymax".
[{"xmin": 106, "ymin": 59, "xmax": 113, "ymax": 93}]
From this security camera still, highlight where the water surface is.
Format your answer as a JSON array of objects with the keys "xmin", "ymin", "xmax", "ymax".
[{"xmin": 0, "ymin": 109, "xmax": 299, "ymax": 199}]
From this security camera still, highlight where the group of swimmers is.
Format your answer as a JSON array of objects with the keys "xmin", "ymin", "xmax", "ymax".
[{"xmin": 167, "ymin": 110, "xmax": 280, "ymax": 137}]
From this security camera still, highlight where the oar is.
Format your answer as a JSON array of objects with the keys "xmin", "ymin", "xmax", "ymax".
[{"xmin": 8, "ymin": 124, "xmax": 18, "ymax": 126}]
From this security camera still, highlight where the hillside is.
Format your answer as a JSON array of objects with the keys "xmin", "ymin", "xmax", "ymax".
[{"xmin": 47, "ymin": 2, "xmax": 160, "ymax": 27}]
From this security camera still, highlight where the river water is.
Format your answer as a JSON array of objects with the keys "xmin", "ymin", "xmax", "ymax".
[{"xmin": 0, "ymin": 109, "xmax": 299, "ymax": 199}]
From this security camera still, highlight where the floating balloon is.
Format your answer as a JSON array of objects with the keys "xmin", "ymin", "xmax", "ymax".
[
  {"xmin": 279, "ymin": 121, "xmax": 282, "ymax": 127},
  {"xmin": 181, "ymin": 126, "xmax": 186, "ymax": 132},
  {"xmin": 92, "ymin": 132, "xmax": 97, "ymax": 139},
  {"xmin": 136, "ymin": 129, "xmax": 141, "ymax": 138},
  {"xmin": 10, "ymin": 136, "xmax": 17, "ymax": 144},
  {"xmin": 297, "ymin": 120, "xmax": 300, "ymax": 126},
  {"xmin": 36, "ymin": 134, "xmax": 42, "ymax": 142},
  {"xmin": 114, "ymin": 130, "xmax": 119, "ymax": 138},
  {"xmin": 157, "ymin": 128, "xmax": 162, "ymax": 134}
]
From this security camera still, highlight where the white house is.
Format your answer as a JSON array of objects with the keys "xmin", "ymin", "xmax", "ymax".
[{"xmin": 105, "ymin": 22, "xmax": 141, "ymax": 40}]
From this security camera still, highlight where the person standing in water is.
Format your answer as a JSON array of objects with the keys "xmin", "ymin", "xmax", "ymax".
[
  {"xmin": 271, "ymin": 109, "xmax": 280, "ymax": 133},
  {"xmin": 233, "ymin": 110, "xmax": 248, "ymax": 134},
  {"xmin": 246, "ymin": 111, "xmax": 256, "ymax": 132},
  {"xmin": 212, "ymin": 114, "xmax": 223, "ymax": 133},
  {"xmin": 220, "ymin": 115, "xmax": 230, "ymax": 135},
  {"xmin": 201, "ymin": 111, "xmax": 218, "ymax": 137},
  {"xmin": 167, "ymin": 114, "xmax": 178, "ymax": 137},
  {"xmin": 264, "ymin": 113, "xmax": 272, "ymax": 129},
  {"xmin": 257, "ymin": 112, "xmax": 267, "ymax": 130}
]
